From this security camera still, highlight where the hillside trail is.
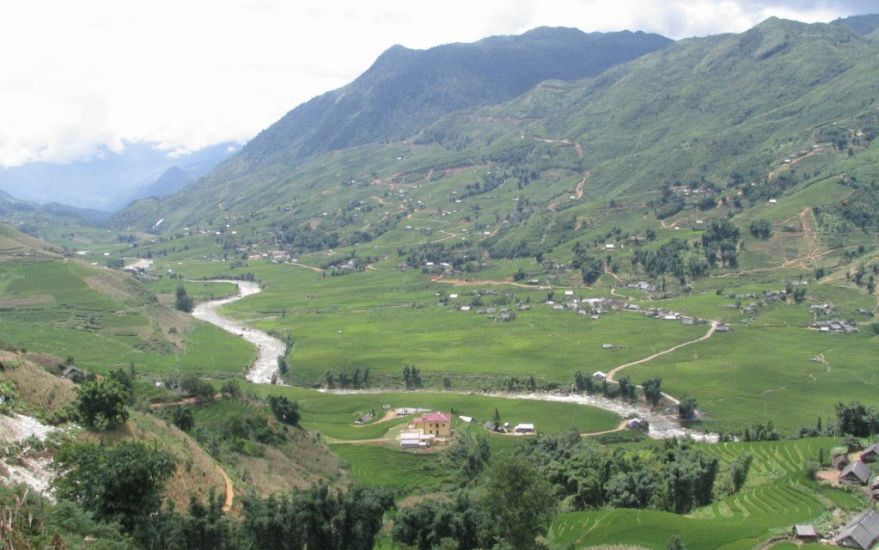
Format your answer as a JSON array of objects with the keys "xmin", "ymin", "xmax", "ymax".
[
  {"xmin": 581, "ymin": 419, "xmax": 628, "ymax": 438},
  {"xmin": 290, "ymin": 261, "xmax": 324, "ymax": 273},
  {"xmin": 782, "ymin": 208, "xmax": 822, "ymax": 268},
  {"xmin": 218, "ymin": 465, "xmax": 234, "ymax": 513},
  {"xmin": 575, "ymin": 170, "xmax": 589, "ymax": 199},
  {"xmin": 604, "ymin": 267, "xmax": 623, "ymax": 283},
  {"xmin": 429, "ymin": 273, "xmax": 555, "ymax": 290}
]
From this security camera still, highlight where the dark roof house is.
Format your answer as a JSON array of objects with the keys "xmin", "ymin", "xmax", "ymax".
[
  {"xmin": 836, "ymin": 509, "xmax": 879, "ymax": 550},
  {"xmin": 834, "ymin": 454, "xmax": 851, "ymax": 470},
  {"xmin": 840, "ymin": 461, "xmax": 871, "ymax": 485},
  {"xmin": 793, "ymin": 524, "xmax": 819, "ymax": 540},
  {"xmin": 861, "ymin": 444, "xmax": 879, "ymax": 463}
]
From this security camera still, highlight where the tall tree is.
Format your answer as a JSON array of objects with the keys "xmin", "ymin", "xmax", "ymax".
[
  {"xmin": 480, "ymin": 457, "xmax": 557, "ymax": 549},
  {"xmin": 52, "ymin": 441, "xmax": 175, "ymax": 531},
  {"xmin": 75, "ymin": 379, "xmax": 129, "ymax": 431}
]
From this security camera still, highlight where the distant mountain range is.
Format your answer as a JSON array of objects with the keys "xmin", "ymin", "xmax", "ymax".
[
  {"xmin": 0, "ymin": 188, "xmax": 111, "ymax": 229},
  {"xmin": 0, "ymin": 141, "xmax": 239, "ymax": 212}
]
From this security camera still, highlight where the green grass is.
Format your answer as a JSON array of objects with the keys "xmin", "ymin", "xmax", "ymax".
[
  {"xmin": 146, "ymin": 279, "xmax": 238, "ymax": 303},
  {"xmin": 242, "ymin": 385, "xmax": 620, "ymax": 440},
  {"xmin": 625, "ymin": 325, "xmax": 879, "ymax": 432},
  {"xmin": 169, "ymin": 265, "xmax": 706, "ymax": 387},
  {"xmin": 330, "ymin": 444, "xmax": 450, "ymax": 490}
]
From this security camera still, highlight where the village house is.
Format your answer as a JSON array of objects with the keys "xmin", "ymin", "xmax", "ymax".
[
  {"xmin": 840, "ymin": 461, "xmax": 870, "ymax": 485},
  {"xmin": 861, "ymin": 443, "xmax": 879, "ymax": 463},
  {"xmin": 836, "ymin": 510, "xmax": 879, "ymax": 550},
  {"xmin": 513, "ymin": 423, "xmax": 536, "ymax": 434},
  {"xmin": 793, "ymin": 524, "xmax": 819, "ymax": 542},
  {"xmin": 833, "ymin": 454, "xmax": 851, "ymax": 471},
  {"xmin": 412, "ymin": 411, "xmax": 452, "ymax": 438}
]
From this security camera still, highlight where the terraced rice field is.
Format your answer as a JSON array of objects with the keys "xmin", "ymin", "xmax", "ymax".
[{"xmin": 550, "ymin": 439, "xmax": 838, "ymax": 550}]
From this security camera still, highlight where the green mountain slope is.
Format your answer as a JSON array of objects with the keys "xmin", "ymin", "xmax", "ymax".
[
  {"xmin": 226, "ymin": 27, "xmax": 670, "ymax": 170},
  {"xmin": 115, "ymin": 18, "xmax": 879, "ymax": 259}
]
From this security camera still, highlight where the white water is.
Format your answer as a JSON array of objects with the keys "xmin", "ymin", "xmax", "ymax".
[{"xmin": 191, "ymin": 280, "xmax": 285, "ymax": 384}]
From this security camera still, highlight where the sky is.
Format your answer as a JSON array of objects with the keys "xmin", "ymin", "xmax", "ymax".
[{"xmin": 0, "ymin": 0, "xmax": 875, "ymax": 168}]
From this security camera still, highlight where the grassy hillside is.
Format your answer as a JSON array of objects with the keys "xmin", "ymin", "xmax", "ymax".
[{"xmin": 0, "ymin": 226, "xmax": 254, "ymax": 380}]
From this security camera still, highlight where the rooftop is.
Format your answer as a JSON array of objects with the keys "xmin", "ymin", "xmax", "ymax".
[{"xmin": 417, "ymin": 412, "xmax": 451, "ymax": 423}]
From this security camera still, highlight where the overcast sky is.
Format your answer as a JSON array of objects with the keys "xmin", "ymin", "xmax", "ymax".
[{"xmin": 0, "ymin": 0, "xmax": 874, "ymax": 167}]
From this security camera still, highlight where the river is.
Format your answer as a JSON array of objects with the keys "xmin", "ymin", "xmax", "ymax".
[{"xmin": 191, "ymin": 280, "xmax": 286, "ymax": 384}]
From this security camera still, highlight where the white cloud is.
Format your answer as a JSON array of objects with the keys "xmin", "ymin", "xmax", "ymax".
[{"xmin": 0, "ymin": 0, "xmax": 864, "ymax": 167}]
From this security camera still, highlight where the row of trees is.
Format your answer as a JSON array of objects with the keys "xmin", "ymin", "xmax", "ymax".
[
  {"xmin": 572, "ymin": 371, "xmax": 664, "ymax": 408},
  {"xmin": 324, "ymin": 367, "xmax": 371, "ymax": 389},
  {"xmin": 402, "ymin": 364, "xmax": 423, "ymax": 389},
  {"xmin": 522, "ymin": 436, "xmax": 722, "ymax": 514}
]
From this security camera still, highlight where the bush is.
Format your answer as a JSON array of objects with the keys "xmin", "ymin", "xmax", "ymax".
[
  {"xmin": 268, "ymin": 396, "xmax": 300, "ymax": 426},
  {"xmin": 75, "ymin": 379, "xmax": 129, "ymax": 431}
]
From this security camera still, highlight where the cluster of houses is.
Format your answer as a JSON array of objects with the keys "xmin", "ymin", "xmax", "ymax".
[
  {"xmin": 832, "ymin": 444, "xmax": 879, "ymax": 489},
  {"xmin": 483, "ymin": 421, "xmax": 536, "ymax": 435},
  {"xmin": 781, "ymin": 145, "xmax": 820, "ymax": 166},
  {"xmin": 789, "ymin": 444, "xmax": 879, "ymax": 549},
  {"xmin": 244, "ymin": 250, "xmax": 300, "ymax": 264},
  {"xmin": 626, "ymin": 281, "xmax": 657, "ymax": 292},
  {"xmin": 812, "ymin": 319, "xmax": 859, "ymax": 334},
  {"xmin": 122, "ymin": 258, "xmax": 154, "ymax": 276},
  {"xmin": 545, "ymin": 296, "xmax": 631, "ymax": 320},
  {"xmin": 793, "ymin": 509, "xmax": 879, "ymax": 550}
]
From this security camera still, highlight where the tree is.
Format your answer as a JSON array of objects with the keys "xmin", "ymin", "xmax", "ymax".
[
  {"xmin": 180, "ymin": 375, "xmax": 214, "ymax": 403},
  {"xmin": 268, "ymin": 395, "xmax": 300, "ymax": 426},
  {"xmin": 52, "ymin": 441, "xmax": 175, "ymax": 531},
  {"xmin": 642, "ymin": 378, "xmax": 663, "ymax": 407},
  {"xmin": 175, "ymin": 491, "xmax": 236, "ymax": 550},
  {"xmin": 165, "ymin": 405, "xmax": 195, "ymax": 432},
  {"xmin": 444, "ymin": 431, "xmax": 491, "ymax": 484},
  {"xmin": 242, "ymin": 484, "xmax": 393, "ymax": 550},
  {"xmin": 393, "ymin": 493, "xmax": 488, "ymax": 550},
  {"xmin": 678, "ymin": 397, "xmax": 698, "ymax": 420},
  {"xmin": 618, "ymin": 376, "xmax": 637, "ymax": 401},
  {"xmin": 667, "ymin": 535, "xmax": 688, "ymax": 550},
  {"xmin": 108, "ymin": 368, "xmax": 136, "ymax": 405},
  {"xmin": 728, "ymin": 452, "xmax": 753, "ymax": 493},
  {"xmin": 175, "ymin": 285, "xmax": 194, "ymax": 313},
  {"xmin": 75, "ymin": 379, "xmax": 129, "ymax": 431},
  {"xmin": 748, "ymin": 219, "xmax": 772, "ymax": 240},
  {"xmin": 835, "ymin": 401, "xmax": 879, "ymax": 437},
  {"xmin": 480, "ymin": 457, "xmax": 557, "ymax": 549},
  {"xmin": 220, "ymin": 380, "xmax": 241, "ymax": 398}
]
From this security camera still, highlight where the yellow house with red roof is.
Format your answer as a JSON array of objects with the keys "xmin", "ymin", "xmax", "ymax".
[{"xmin": 412, "ymin": 411, "xmax": 452, "ymax": 438}]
